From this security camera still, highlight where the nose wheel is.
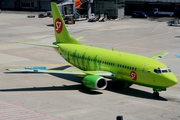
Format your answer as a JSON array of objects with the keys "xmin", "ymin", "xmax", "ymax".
[{"xmin": 153, "ymin": 91, "xmax": 159, "ymax": 98}]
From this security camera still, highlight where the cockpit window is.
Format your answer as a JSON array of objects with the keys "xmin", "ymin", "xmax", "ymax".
[
  {"xmin": 168, "ymin": 68, "xmax": 171, "ymax": 72},
  {"xmin": 154, "ymin": 69, "xmax": 161, "ymax": 74},
  {"xmin": 161, "ymin": 69, "xmax": 168, "ymax": 73},
  {"xmin": 154, "ymin": 68, "xmax": 171, "ymax": 74}
]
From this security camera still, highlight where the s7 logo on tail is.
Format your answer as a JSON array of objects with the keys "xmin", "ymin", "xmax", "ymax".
[{"xmin": 55, "ymin": 18, "xmax": 62, "ymax": 34}]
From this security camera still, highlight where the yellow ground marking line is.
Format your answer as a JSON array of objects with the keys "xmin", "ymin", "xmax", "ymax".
[
  {"xmin": 72, "ymin": 21, "xmax": 139, "ymax": 33},
  {"xmin": 0, "ymin": 36, "xmax": 54, "ymax": 48},
  {"xmin": 0, "ymin": 14, "xmax": 25, "ymax": 20},
  {"xmin": 0, "ymin": 43, "xmax": 17, "ymax": 48},
  {"xmin": 168, "ymin": 99, "xmax": 180, "ymax": 103},
  {"xmin": 161, "ymin": 59, "xmax": 180, "ymax": 61},
  {"xmin": 0, "ymin": 20, "xmax": 139, "ymax": 49},
  {"xmin": 24, "ymin": 35, "xmax": 54, "ymax": 42},
  {"xmin": 91, "ymin": 21, "xmax": 139, "ymax": 30},
  {"xmin": 0, "ymin": 15, "xmax": 17, "ymax": 20},
  {"xmin": 118, "ymin": 31, "xmax": 172, "ymax": 45}
]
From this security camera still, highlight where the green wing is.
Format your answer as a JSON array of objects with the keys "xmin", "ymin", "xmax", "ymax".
[
  {"xmin": 150, "ymin": 52, "xmax": 168, "ymax": 60},
  {"xmin": 7, "ymin": 68, "xmax": 114, "ymax": 77}
]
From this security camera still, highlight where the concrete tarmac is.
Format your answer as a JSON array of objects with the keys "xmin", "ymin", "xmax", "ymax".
[{"xmin": 0, "ymin": 12, "xmax": 180, "ymax": 120}]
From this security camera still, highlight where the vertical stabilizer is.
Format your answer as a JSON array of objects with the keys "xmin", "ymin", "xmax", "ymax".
[{"xmin": 51, "ymin": 2, "xmax": 81, "ymax": 44}]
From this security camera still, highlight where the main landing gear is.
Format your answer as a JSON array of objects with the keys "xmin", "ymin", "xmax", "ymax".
[
  {"xmin": 153, "ymin": 91, "xmax": 159, "ymax": 98},
  {"xmin": 122, "ymin": 82, "xmax": 132, "ymax": 89}
]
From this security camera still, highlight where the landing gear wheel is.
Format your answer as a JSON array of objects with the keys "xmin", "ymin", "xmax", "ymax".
[
  {"xmin": 153, "ymin": 91, "xmax": 159, "ymax": 98},
  {"xmin": 120, "ymin": 82, "xmax": 132, "ymax": 89}
]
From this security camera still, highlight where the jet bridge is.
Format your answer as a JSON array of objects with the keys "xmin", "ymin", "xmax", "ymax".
[
  {"xmin": 57, "ymin": 0, "xmax": 75, "ymax": 18},
  {"xmin": 57, "ymin": 0, "xmax": 89, "ymax": 22},
  {"xmin": 94, "ymin": 0, "xmax": 125, "ymax": 19}
]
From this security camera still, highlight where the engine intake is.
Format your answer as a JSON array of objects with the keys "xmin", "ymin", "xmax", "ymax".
[{"xmin": 83, "ymin": 75, "xmax": 107, "ymax": 90}]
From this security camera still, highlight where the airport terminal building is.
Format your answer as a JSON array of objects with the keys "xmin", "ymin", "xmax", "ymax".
[
  {"xmin": 1, "ymin": 0, "xmax": 180, "ymax": 17},
  {"xmin": 0, "ymin": 0, "xmax": 125, "ymax": 18},
  {"xmin": 0, "ymin": 0, "xmax": 54, "ymax": 10},
  {"xmin": 125, "ymin": 0, "xmax": 180, "ymax": 16},
  {"xmin": 0, "ymin": 0, "xmax": 124, "ymax": 11}
]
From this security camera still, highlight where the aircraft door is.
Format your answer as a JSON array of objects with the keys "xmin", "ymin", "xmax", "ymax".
[{"xmin": 141, "ymin": 64, "xmax": 148, "ymax": 78}]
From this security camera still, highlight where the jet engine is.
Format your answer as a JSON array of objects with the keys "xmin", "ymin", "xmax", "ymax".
[{"xmin": 83, "ymin": 75, "xmax": 107, "ymax": 90}]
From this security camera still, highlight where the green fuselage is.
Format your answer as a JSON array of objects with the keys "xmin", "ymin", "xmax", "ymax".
[{"xmin": 54, "ymin": 44, "xmax": 177, "ymax": 90}]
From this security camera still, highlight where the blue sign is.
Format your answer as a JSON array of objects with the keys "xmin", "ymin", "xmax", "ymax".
[
  {"xmin": 24, "ymin": 66, "xmax": 47, "ymax": 70},
  {"xmin": 175, "ymin": 55, "xmax": 180, "ymax": 58}
]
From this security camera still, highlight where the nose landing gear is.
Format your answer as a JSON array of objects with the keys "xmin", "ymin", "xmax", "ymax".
[{"xmin": 152, "ymin": 88, "xmax": 166, "ymax": 98}]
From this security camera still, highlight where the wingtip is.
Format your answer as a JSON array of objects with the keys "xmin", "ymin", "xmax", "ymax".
[{"xmin": 6, "ymin": 68, "xmax": 10, "ymax": 71}]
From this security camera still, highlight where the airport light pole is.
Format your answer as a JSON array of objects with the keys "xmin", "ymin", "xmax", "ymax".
[{"xmin": 87, "ymin": 0, "xmax": 91, "ymax": 18}]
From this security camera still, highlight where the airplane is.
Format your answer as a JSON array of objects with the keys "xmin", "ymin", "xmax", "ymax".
[{"xmin": 7, "ymin": 2, "xmax": 178, "ymax": 98}]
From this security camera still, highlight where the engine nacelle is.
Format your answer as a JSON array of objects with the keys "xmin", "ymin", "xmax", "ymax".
[{"xmin": 83, "ymin": 75, "xmax": 107, "ymax": 90}]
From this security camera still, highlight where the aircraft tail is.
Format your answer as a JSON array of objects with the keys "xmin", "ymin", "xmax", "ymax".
[{"xmin": 51, "ymin": 2, "xmax": 81, "ymax": 44}]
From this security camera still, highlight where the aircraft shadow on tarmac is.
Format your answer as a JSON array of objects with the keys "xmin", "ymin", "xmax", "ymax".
[
  {"xmin": 175, "ymin": 36, "xmax": 180, "ymax": 38},
  {"xmin": 4, "ymin": 66, "xmax": 167, "ymax": 101},
  {"xmin": 106, "ymin": 81, "xmax": 167, "ymax": 101}
]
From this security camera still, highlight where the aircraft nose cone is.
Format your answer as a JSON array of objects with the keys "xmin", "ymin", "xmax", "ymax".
[{"xmin": 168, "ymin": 73, "xmax": 178, "ymax": 86}]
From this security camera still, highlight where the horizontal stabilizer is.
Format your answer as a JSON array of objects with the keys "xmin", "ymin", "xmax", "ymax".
[
  {"xmin": 75, "ymin": 36, "xmax": 84, "ymax": 41},
  {"xmin": 150, "ymin": 52, "xmax": 168, "ymax": 60},
  {"xmin": 16, "ymin": 42, "xmax": 59, "ymax": 48}
]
